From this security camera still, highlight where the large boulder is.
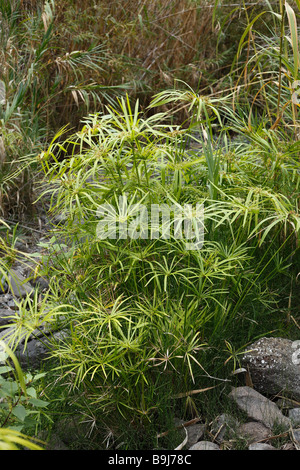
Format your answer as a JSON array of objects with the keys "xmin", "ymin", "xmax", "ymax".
[
  {"xmin": 242, "ymin": 337, "xmax": 300, "ymax": 401},
  {"xmin": 0, "ymin": 326, "xmax": 68, "ymax": 369},
  {"xmin": 237, "ymin": 421, "xmax": 272, "ymax": 445},
  {"xmin": 228, "ymin": 386, "xmax": 291, "ymax": 430}
]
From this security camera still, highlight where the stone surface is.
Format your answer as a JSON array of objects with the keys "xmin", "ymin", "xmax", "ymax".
[
  {"xmin": 186, "ymin": 423, "xmax": 206, "ymax": 448},
  {"xmin": 248, "ymin": 443, "xmax": 277, "ymax": 450},
  {"xmin": 30, "ymin": 276, "xmax": 49, "ymax": 292},
  {"xmin": 242, "ymin": 337, "xmax": 300, "ymax": 401},
  {"xmin": 289, "ymin": 408, "xmax": 300, "ymax": 426},
  {"xmin": 7, "ymin": 268, "xmax": 34, "ymax": 298},
  {"xmin": 237, "ymin": 421, "xmax": 272, "ymax": 444},
  {"xmin": 189, "ymin": 441, "xmax": 220, "ymax": 450},
  {"xmin": 228, "ymin": 386, "xmax": 291, "ymax": 430},
  {"xmin": 0, "ymin": 308, "xmax": 15, "ymax": 326},
  {"xmin": 292, "ymin": 428, "xmax": 300, "ymax": 444},
  {"xmin": 210, "ymin": 413, "xmax": 239, "ymax": 442},
  {"xmin": 0, "ymin": 293, "xmax": 17, "ymax": 309},
  {"xmin": 0, "ymin": 326, "xmax": 68, "ymax": 369}
]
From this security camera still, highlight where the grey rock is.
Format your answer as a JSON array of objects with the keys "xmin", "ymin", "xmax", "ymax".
[
  {"xmin": 248, "ymin": 443, "xmax": 277, "ymax": 450},
  {"xmin": 0, "ymin": 293, "xmax": 17, "ymax": 309},
  {"xmin": 237, "ymin": 421, "xmax": 272, "ymax": 444},
  {"xmin": 242, "ymin": 337, "xmax": 300, "ymax": 401},
  {"xmin": 289, "ymin": 408, "xmax": 300, "ymax": 426},
  {"xmin": 30, "ymin": 276, "xmax": 49, "ymax": 292},
  {"xmin": 0, "ymin": 326, "xmax": 68, "ymax": 369},
  {"xmin": 189, "ymin": 441, "xmax": 220, "ymax": 450},
  {"xmin": 228, "ymin": 386, "xmax": 291, "ymax": 430},
  {"xmin": 7, "ymin": 268, "xmax": 34, "ymax": 298},
  {"xmin": 21, "ymin": 263, "xmax": 49, "ymax": 292},
  {"xmin": 210, "ymin": 413, "xmax": 239, "ymax": 442},
  {"xmin": 186, "ymin": 423, "xmax": 206, "ymax": 448},
  {"xmin": 0, "ymin": 308, "xmax": 15, "ymax": 326},
  {"xmin": 292, "ymin": 428, "xmax": 300, "ymax": 444}
]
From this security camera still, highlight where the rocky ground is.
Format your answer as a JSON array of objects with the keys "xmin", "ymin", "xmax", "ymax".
[
  {"xmin": 43, "ymin": 385, "xmax": 300, "ymax": 450},
  {"xmin": 176, "ymin": 385, "xmax": 300, "ymax": 450}
]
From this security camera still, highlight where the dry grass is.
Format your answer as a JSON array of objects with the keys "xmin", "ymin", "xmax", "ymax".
[
  {"xmin": 36, "ymin": 0, "xmax": 222, "ymax": 106},
  {"xmin": 0, "ymin": 0, "xmax": 275, "ymax": 218}
]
